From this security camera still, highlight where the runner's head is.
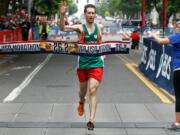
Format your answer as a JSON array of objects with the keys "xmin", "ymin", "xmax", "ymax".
[{"xmin": 84, "ymin": 4, "xmax": 96, "ymax": 24}]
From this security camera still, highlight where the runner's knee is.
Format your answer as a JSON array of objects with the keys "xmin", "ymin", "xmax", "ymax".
[{"xmin": 89, "ymin": 88, "xmax": 97, "ymax": 96}]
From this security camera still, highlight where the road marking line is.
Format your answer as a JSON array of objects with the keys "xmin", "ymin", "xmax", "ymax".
[
  {"xmin": 3, "ymin": 54, "xmax": 52, "ymax": 103},
  {"xmin": 159, "ymin": 88, "xmax": 175, "ymax": 101},
  {"xmin": 119, "ymin": 54, "xmax": 134, "ymax": 63},
  {"xmin": 116, "ymin": 55, "xmax": 172, "ymax": 103},
  {"xmin": 115, "ymin": 54, "xmax": 127, "ymax": 64},
  {"xmin": 126, "ymin": 63, "xmax": 172, "ymax": 104}
]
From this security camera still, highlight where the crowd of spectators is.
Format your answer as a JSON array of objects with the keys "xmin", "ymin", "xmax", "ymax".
[
  {"xmin": 0, "ymin": 9, "xmax": 74, "ymax": 41},
  {"xmin": 0, "ymin": 9, "xmax": 30, "ymax": 30},
  {"xmin": 0, "ymin": 9, "xmax": 31, "ymax": 41}
]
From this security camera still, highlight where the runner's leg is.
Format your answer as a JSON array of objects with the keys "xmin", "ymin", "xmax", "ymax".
[
  {"xmin": 77, "ymin": 82, "xmax": 88, "ymax": 116},
  {"xmin": 79, "ymin": 82, "xmax": 88, "ymax": 103},
  {"xmin": 88, "ymin": 78, "xmax": 100, "ymax": 122},
  {"xmin": 77, "ymin": 69, "xmax": 88, "ymax": 116},
  {"xmin": 173, "ymin": 70, "xmax": 180, "ymax": 123}
]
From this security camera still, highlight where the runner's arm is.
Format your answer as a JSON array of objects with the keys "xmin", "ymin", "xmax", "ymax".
[
  {"xmin": 59, "ymin": 3, "xmax": 81, "ymax": 33},
  {"xmin": 98, "ymin": 24, "xmax": 106, "ymax": 59},
  {"xmin": 99, "ymin": 24, "xmax": 104, "ymax": 34}
]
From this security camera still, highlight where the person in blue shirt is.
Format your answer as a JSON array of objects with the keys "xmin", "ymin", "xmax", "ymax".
[{"xmin": 149, "ymin": 19, "xmax": 180, "ymax": 131}]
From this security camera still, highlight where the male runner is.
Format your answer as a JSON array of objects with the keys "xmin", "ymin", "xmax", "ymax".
[{"xmin": 59, "ymin": 3, "xmax": 104, "ymax": 130}]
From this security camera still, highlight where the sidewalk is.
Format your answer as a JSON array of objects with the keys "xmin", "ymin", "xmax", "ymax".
[{"xmin": 0, "ymin": 103, "xmax": 178, "ymax": 135}]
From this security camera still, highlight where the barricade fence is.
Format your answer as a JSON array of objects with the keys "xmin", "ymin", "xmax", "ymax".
[
  {"xmin": 0, "ymin": 28, "xmax": 23, "ymax": 58},
  {"xmin": 0, "ymin": 28, "xmax": 22, "ymax": 43},
  {"xmin": 139, "ymin": 38, "xmax": 174, "ymax": 94}
]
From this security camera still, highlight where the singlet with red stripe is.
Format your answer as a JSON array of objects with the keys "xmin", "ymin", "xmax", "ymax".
[{"xmin": 77, "ymin": 23, "xmax": 104, "ymax": 69}]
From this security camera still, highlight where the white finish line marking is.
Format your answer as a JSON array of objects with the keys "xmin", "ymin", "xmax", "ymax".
[{"xmin": 3, "ymin": 54, "xmax": 52, "ymax": 103}]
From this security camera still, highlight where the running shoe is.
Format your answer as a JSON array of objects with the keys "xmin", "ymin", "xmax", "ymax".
[
  {"xmin": 168, "ymin": 123, "xmax": 180, "ymax": 131},
  {"xmin": 87, "ymin": 121, "xmax": 95, "ymax": 131},
  {"xmin": 77, "ymin": 102, "xmax": 84, "ymax": 116}
]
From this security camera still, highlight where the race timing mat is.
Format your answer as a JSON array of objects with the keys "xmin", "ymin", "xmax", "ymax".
[{"xmin": 0, "ymin": 40, "xmax": 131, "ymax": 56}]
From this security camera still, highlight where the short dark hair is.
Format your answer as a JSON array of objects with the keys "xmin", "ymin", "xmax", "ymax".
[{"xmin": 84, "ymin": 4, "xmax": 96, "ymax": 13}]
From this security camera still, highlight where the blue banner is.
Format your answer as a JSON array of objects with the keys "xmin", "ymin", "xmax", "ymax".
[{"xmin": 139, "ymin": 38, "xmax": 174, "ymax": 94}]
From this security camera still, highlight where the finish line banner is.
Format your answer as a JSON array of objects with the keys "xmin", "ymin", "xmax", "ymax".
[{"xmin": 0, "ymin": 40, "xmax": 131, "ymax": 56}]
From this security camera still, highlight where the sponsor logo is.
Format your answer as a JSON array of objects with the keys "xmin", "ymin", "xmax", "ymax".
[
  {"xmin": 0, "ymin": 43, "xmax": 39, "ymax": 52},
  {"xmin": 146, "ymin": 47, "xmax": 156, "ymax": 71},
  {"xmin": 156, "ymin": 46, "xmax": 171, "ymax": 80},
  {"xmin": 39, "ymin": 42, "xmax": 53, "ymax": 51},
  {"xmin": 141, "ymin": 46, "xmax": 148, "ymax": 64}
]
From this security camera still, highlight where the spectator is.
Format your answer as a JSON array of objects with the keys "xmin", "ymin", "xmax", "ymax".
[
  {"xmin": 20, "ymin": 16, "xmax": 31, "ymax": 41},
  {"xmin": 32, "ymin": 17, "xmax": 40, "ymax": 40},
  {"xmin": 39, "ymin": 21, "xmax": 49, "ymax": 40},
  {"xmin": 130, "ymin": 30, "xmax": 140, "ymax": 49},
  {"xmin": 0, "ymin": 16, "xmax": 6, "ymax": 30},
  {"xmin": 148, "ymin": 19, "xmax": 180, "ymax": 131}
]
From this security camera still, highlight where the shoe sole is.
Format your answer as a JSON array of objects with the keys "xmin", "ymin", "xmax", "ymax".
[{"xmin": 87, "ymin": 122, "xmax": 94, "ymax": 131}]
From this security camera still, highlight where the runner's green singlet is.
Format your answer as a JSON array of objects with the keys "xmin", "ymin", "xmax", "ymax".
[{"xmin": 78, "ymin": 23, "xmax": 104, "ymax": 69}]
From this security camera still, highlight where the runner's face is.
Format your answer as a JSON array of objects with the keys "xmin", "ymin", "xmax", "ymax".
[{"xmin": 85, "ymin": 7, "xmax": 96, "ymax": 24}]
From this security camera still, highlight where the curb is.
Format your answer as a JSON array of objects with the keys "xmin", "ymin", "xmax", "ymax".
[{"xmin": 0, "ymin": 121, "xmax": 170, "ymax": 128}]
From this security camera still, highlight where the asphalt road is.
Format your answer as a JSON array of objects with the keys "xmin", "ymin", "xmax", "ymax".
[
  {"xmin": 0, "ymin": 23, "xmax": 167, "ymax": 104},
  {"xmin": 0, "ymin": 51, "xmax": 163, "ymax": 104}
]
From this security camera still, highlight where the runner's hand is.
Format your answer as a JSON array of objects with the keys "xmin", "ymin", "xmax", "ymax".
[
  {"xmin": 145, "ymin": 31, "xmax": 154, "ymax": 37},
  {"xmin": 146, "ymin": 31, "xmax": 159, "ymax": 38},
  {"xmin": 59, "ymin": 2, "xmax": 67, "ymax": 15}
]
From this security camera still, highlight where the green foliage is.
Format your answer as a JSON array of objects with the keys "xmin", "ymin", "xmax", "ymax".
[
  {"xmin": 68, "ymin": 3, "xmax": 78, "ymax": 15},
  {"xmin": 33, "ymin": 0, "xmax": 73, "ymax": 16},
  {"xmin": 104, "ymin": 11, "xmax": 110, "ymax": 17},
  {"xmin": 96, "ymin": 2, "xmax": 109, "ymax": 17},
  {"xmin": 108, "ymin": 0, "xmax": 121, "ymax": 16},
  {"xmin": 167, "ymin": 0, "xmax": 180, "ymax": 18},
  {"xmin": 0, "ymin": 0, "xmax": 10, "ymax": 15},
  {"xmin": 119, "ymin": 0, "xmax": 141, "ymax": 18},
  {"xmin": 33, "ymin": 0, "xmax": 58, "ymax": 16},
  {"xmin": 96, "ymin": 0, "xmax": 179, "ymax": 20}
]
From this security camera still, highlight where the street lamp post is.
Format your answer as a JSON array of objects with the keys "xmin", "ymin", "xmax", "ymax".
[
  {"xmin": 141, "ymin": 0, "xmax": 146, "ymax": 27},
  {"xmin": 141, "ymin": 0, "xmax": 146, "ymax": 34},
  {"xmin": 163, "ymin": 0, "xmax": 167, "ymax": 35},
  {"xmin": 141, "ymin": 0, "xmax": 146, "ymax": 28}
]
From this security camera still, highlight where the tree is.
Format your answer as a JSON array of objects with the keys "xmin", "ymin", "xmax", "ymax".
[
  {"xmin": 96, "ymin": 2, "xmax": 109, "ymax": 17},
  {"xmin": 146, "ymin": 0, "xmax": 180, "ymax": 26},
  {"xmin": 119, "ymin": 0, "xmax": 141, "ymax": 19},
  {"xmin": 167, "ymin": 0, "xmax": 180, "ymax": 19},
  {"xmin": 68, "ymin": 3, "xmax": 78, "ymax": 16},
  {"xmin": 108, "ymin": 0, "xmax": 121, "ymax": 16},
  {"xmin": 32, "ymin": 0, "xmax": 73, "ymax": 16},
  {"xmin": 33, "ymin": 0, "xmax": 59, "ymax": 16},
  {"xmin": 0, "ymin": 0, "xmax": 10, "ymax": 16}
]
